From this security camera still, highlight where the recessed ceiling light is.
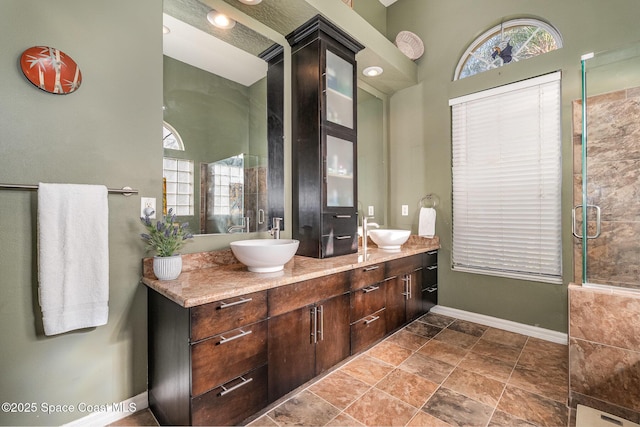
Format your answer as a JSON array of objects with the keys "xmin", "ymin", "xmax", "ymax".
[
  {"xmin": 206, "ymin": 10, "xmax": 236, "ymax": 29},
  {"xmin": 238, "ymin": 0, "xmax": 262, "ymax": 4},
  {"xmin": 363, "ymin": 66, "xmax": 383, "ymax": 77},
  {"xmin": 163, "ymin": 25, "xmax": 170, "ymax": 34}
]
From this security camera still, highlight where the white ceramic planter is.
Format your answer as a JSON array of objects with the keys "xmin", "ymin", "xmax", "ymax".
[{"xmin": 153, "ymin": 254, "xmax": 182, "ymax": 280}]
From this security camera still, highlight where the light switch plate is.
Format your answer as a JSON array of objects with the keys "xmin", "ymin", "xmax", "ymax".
[
  {"xmin": 368, "ymin": 205, "xmax": 374, "ymax": 216},
  {"xmin": 401, "ymin": 205, "xmax": 409, "ymax": 216},
  {"xmin": 141, "ymin": 197, "xmax": 156, "ymax": 219}
]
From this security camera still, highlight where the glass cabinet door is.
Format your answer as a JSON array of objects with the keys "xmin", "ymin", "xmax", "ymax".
[
  {"xmin": 326, "ymin": 50, "xmax": 353, "ymax": 129},
  {"xmin": 326, "ymin": 135, "xmax": 354, "ymax": 207}
]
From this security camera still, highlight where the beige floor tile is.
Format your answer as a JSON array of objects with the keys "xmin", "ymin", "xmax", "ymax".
[
  {"xmin": 433, "ymin": 328, "xmax": 480, "ymax": 349},
  {"xmin": 344, "ymin": 388, "xmax": 417, "ymax": 427},
  {"xmin": 375, "ymin": 368, "xmax": 439, "ymax": 408},
  {"xmin": 368, "ymin": 340, "xmax": 414, "ymax": 366},
  {"xmin": 385, "ymin": 329, "xmax": 430, "ymax": 351},
  {"xmin": 457, "ymin": 352, "xmax": 515, "ymax": 382},
  {"xmin": 267, "ymin": 390, "xmax": 340, "ymax": 426},
  {"xmin": 482, "ymin": 327, "xmax": 529, "ymax": 349},
  {"xmin": 471, "ymin": 338, "xmax": 524, "ymax": 364},
  {"xmin": 422, "ymin": 387, "xmax": 494, "ymax": 427},
  {"xmin": 308, "ymin": 370, "xmax": 371, "ymax": 410},
  {"xmin": 418, "ymin": 338, "xmax": 469, "ymax": 365},
  {"xmin": 442, "ymin": 367, "xmax": 506, "ymax": 407},
  {"xmin": 398, "ymin": 353, "xmax": 455, "ymax": 384},
  {"xmin": 341, "ymin": 354, "xmax": 394, "ymax": 386},
  {"xmin": 497, "ymin": 385, "xmax": 569, "ymax": 427}
]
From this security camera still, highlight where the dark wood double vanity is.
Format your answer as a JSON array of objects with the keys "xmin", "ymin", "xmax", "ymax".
[{"xmin": 142, "ymin": 237, "xmax": 439, "ymax": 426}]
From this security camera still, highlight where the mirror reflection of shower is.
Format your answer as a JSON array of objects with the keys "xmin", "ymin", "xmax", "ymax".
[{"xmin": 202, "ymin": 153, "xmax": 268, "ymax": 235}]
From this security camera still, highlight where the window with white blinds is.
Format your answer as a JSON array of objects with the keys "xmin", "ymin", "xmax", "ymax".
[{"xmin": 449, "ymin": 72, "xmax": 562, "ymax": 284}]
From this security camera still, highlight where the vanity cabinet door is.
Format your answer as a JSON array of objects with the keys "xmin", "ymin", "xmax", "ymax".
[
  {"xmin": 268, "ymin": 278, "xmax": 350, "ymax": 402},
  {"xmin": 315, "ymin": 293, "xmax": 350, "ymax": 375},
  {"xmin": 385, "ymin": 269, "xmax": 424, "ymax": 333},
  {"xmin": 268, "ymin": 304, "xmax": 316, "ymax": 401}
]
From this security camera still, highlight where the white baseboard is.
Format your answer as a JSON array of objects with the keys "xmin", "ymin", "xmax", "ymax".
[
  {"xmin": 62, "ymin": 391, "xmax": 148, "ymax": 427},
  {"xmin": 430, "ymin": 305, "xmax": 568, "ymax": 345}
]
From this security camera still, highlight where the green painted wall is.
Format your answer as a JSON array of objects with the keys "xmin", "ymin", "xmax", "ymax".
[
  {"xmin": 353, "ymin": 0, "xmax": 388, "ymax": 36},
  {"xmin": 386, "ymin": 0, "xmax": 640, "ymax": 332},
  {"xmin": 0, "ymin": 1, "xmax": 161, "ymax": 425}
]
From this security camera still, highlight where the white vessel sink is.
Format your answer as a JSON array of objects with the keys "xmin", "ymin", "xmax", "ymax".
[
  {"xmin": 230, "ymin": 239, "xmax": 299, "ymax": 273},
  {"xmin": 368, "ymin": 229, "xmax": 411, "ymax": 250}
]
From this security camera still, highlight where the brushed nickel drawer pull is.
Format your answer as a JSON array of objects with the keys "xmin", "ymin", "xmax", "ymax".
[
  {"xmin": 334, "ymin": 214, "xmax": 352, "ymax": 219},
  {"xmin": 219, "ymin": 297, "xmax": 252, "ymax": 309},
  {"xmin": 317, "ymin": 305, "xmax": 324, "ymax": 341},
  {"xmin": 427, "ymin": 265, "xmax": 437, "ymax": 270},
  {"xmin": 427, "ymin": 250, "xmax": 438, "ymax": 255},
  {"xmin": 427, "ymin": 286, "xmax": 438, "ymax": 293},
  {"xmin": 363, "ymin": 285, "xmax": 380, "ymax": 293},
  {"xmin": 218, "ymin": 376, "xmax": 253, "ymax": 397},
  {"xmin": 218, "ymin": 329, "xmax": 252, "ymax": 345},
  {"xmin": 363, "ymin": 265, "xmax": 380, "ymax": 272},
  {"xmin": 335, "ymin": 235, "xmax": 352, "ymax": 240},
  {"xmin": 364, "ymin": 315, "xmax": 380, "ymax": 325}
]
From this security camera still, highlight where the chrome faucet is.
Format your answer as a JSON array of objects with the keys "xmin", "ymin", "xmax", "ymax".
[
  {"xmin": 269, "ymin": 217, "xmax": 283, "ymax": 239},
  {"xmin": 228, "ymin": 217, "xmax": 250, "ymax": 233},
  {"xmin": 362, "ymin": 216, "xmax": 379, "ymax": 252}
]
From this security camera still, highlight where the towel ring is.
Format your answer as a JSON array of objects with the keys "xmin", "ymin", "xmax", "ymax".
[{"xmin": 419, "ymin": 194, "xmax": 439, "ymax": 208}]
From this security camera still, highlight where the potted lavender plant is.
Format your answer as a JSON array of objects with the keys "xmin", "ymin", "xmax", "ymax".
[{"xmin": 140, "ymin": 208, "xmax": 193, "ymax": 280}]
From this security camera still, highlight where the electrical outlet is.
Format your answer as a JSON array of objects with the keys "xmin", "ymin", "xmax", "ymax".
[
  {"xmin": 368, "ymin": 205, "xmax": 374, "ymax": 216},
  {"xmin": 401, "ymin": 205, "xmax": 409, "ymax": 216},
  {"xmin": 141, "ymin": 197, "xmax": 156, "ymax": 219}
]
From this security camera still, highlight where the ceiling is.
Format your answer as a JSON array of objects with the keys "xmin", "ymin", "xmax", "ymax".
[{"xmin": 163, "ymin": 0, "xmax": 417, "ymax": 93}]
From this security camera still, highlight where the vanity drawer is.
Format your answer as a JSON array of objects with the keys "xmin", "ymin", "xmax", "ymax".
[
  {"xmin": 423, "ymin": 264, "xmax": 437, "ymax": 286},
  {"xmin": 321, "ymin": 233, "xmax": 358, "ymax": 258},
  {"xmin": 351, "ymin": 308, "xmax": 386, "ymax": 354},
  {"xmin": 385, "ymin": 254, "xmax": 423, "ymax": 278},
  {"xmin": 191, "ymin": 291, "xmax": 267, "ymax": 342},
  {"xmin": 423, "ymin": 250, "xmax": 438, "ymax": 267},
  {"xmin": 350, "ymin": 280, "xmax": 386, "ymax": 323},
  {"xmin": 350, "ymin": 263, "xmax": 385, "ymax": 290},
  {"xmin": 322, "ymin": 212, "xmax": 357, "ymax": 236},
  {"xmin": 191, "ymin": 364, "xmax": 268, "ymax": 426},
  {"xmin": 191, "ymin": 320, "xmax": 267, "ymax": 397}
]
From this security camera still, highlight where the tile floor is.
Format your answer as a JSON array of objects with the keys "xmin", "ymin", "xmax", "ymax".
[
  {"xmin": 248, "ymin": 312, "xmax": 569, "ymax": 427},
  {"xmin": 115, "ymin": 312, "xmax": 570, "ymax": 427}
]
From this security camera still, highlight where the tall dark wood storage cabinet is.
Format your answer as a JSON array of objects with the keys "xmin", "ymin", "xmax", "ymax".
[{"xmin": 287, "ymin": 15, "xmax": 364, "ymax": 258}]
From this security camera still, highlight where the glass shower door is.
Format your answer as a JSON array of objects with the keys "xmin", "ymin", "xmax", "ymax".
[{"xmin": 577, "ymin": 44, "xmax": 640, "ymax": 290}]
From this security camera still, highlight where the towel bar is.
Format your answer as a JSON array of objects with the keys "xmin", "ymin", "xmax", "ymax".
[{"xmin": 0, "ymin": 183, "xmax": 138, "ymax": 196}]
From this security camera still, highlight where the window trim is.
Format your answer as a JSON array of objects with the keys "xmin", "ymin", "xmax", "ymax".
[{"xmin": 454, "ymin": 18, "xmax": 563, "ymax": 81}]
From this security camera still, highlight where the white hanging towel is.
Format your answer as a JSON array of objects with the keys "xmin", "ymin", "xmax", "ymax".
[
  {"xmin": 418, "ymin": 207, "xmax": 436, "ymax": 238},
  {"xmin": 38, "ymin": 183, "xmax": 109, "ymax": 336}
]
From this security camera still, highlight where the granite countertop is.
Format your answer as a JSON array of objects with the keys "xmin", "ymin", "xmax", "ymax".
[{"xmin": 141, "ymin": 236, "xmax": 440, "ymax": 308}]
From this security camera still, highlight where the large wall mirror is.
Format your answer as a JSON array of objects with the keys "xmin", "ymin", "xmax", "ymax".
[
  {"xmin": 357, "ymin": 85, "xmax": 387, "ymax": 227},
  {"xmin": 162, "ymin": 0, "xmax": 283, "ymax": 235}
]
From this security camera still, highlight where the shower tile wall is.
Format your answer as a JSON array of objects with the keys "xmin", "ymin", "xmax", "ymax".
[
  {"xmin": 244, "ymin": 166, "xmax": 268, "ymax": 232},
  {"xmin": 570, "ymin": 87, "xmax": 640, "ymax": 422},
  {"xmin": 572, "ymin": 87, "xmax": 640, "ymax": 290},
  {"xmin": 568, "ymin": 285, "xmax": 640, "ymax": 422}
]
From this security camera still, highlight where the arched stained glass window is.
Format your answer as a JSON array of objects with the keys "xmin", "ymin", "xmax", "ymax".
[
  {"xmin": 163, "ymin": 121, "xmax": 184, "ymax": 151},
  {"xmin": 454, "ymin": 19, "xmax": 562, "ymax": 80}
]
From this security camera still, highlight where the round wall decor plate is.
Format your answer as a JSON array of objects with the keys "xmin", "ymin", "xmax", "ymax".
[
  {"xmin": 20, "ymin": 46, "xmax": 82, "ymax": 94},
  {"xmin": 395, "ymin": 31, "xmax": 425, "ymax": 60}
]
